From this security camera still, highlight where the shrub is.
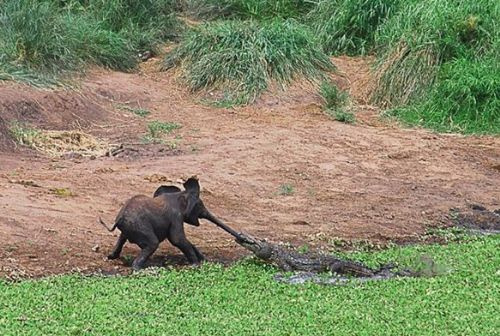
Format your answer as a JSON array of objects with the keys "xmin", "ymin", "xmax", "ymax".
[
  {"xmin": 164, "ymin": 19, "xmax": 335, "ymax": 104},
  {"xmin": 308, "ymin": 0, "xmax": 403, "ymax": 55}
]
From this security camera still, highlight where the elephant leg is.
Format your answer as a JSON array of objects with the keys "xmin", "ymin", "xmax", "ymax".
[
  {"xmin": 193, "ymin": 245, "xmax": 205, "ymax": 262},
  {"xmin": 167, "ymin": 224, "xmax": 200, "ymax": 264},
  {"xmin": 131, "ymin": 238, "xmax": 159, "ymax": 270},
  {"xmin": 108, "ymin": 233, "xmax": 127, "ymax": 260}
]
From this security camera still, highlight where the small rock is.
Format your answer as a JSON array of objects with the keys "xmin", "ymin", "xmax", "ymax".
[{"xmin": 92, "ymin": 245, "xmax": 100, "ymax": 252}]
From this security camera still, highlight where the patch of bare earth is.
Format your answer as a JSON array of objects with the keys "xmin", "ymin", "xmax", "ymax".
[{"xmin": 0, "ymin": 57, "xmax": 499, "ymax": 278}]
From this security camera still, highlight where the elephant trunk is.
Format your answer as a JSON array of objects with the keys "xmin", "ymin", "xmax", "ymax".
[{"xmin": 200, "ymin": 210, "xmax": 244, "ymax": 240}]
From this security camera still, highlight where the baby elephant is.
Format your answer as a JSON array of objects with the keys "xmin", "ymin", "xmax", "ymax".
[{"xmin": 100, "ymin": 177, "xmax": 227, "ymax": 270}]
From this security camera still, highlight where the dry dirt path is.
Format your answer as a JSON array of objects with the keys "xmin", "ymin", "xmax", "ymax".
[{"xmin": 1, "ymin": 58, "xmax": 498, "ymax": 278}]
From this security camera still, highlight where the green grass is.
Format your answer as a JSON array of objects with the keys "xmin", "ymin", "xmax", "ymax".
[
  {"xmin": 0, "ymin": 0, "xmax": 180, "ymax": 85},
  {"xmin": 386, "ymin": 56, "xmax": 500, "ymax": 134},
  {"xmin": 164, "ymin": 19, "xmax": 335, "ymax": 104},
  {"xmin": 147, "ymin": 121, "xmax": 182, "ymax": 137},
  {"xmin": 371, "ymin": 0, "xmax": 499, "ymax": 134},
  {"xmin": 319, "ymin": 81, "xmax": 355, "ymax": 123},
  {"xmin": 183, "ymin": 0, "xmax": 314, "ymax": 20},
  {"xmin": 278, "ymin": 183, "xmax": 294, "ymax": 195},
  {"xmin": 117, "ymin": 104, "xmax": 151, "ymax": 118},
  {"xmin": 8, "ymin": 121, "xmax": 42, "ymax": 147},
  {"xmin": 0, "ymin": 236, "xmax": 498, "ymax": 335},
  {"xmin": 308, "ymin": 0, "xmax": 404, "ymax": 55},
  {"xmin": 142, "ymin": 121, "xmax": 182, "ymax": 144}
]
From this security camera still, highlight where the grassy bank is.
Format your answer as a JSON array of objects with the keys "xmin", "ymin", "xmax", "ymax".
[
  {"xmin": 0, "ymin": 236, "xmax": 498, "ymax": 335},
  {"xmin": 0, "ymin": 0, "xmax": 180, "ymax": 85},
  {"xmin": 373, "ymin": 0, "xmax": 499, "ymax": 134}
]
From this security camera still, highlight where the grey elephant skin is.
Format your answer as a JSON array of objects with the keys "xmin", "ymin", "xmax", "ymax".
[{"xmin": 99, "ymin": 177, "xmax": 232, "ymax": 270}]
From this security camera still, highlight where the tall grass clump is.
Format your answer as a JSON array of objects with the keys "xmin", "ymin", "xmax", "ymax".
[
  {"xmin": 373, "ymin": 0, "xmax": 498, "ymax": 107},
  {"xmin": 387, "ymin": 57, "xmax": 499, "ymax": 134},
  {"xmin": 308, "ymin": 0, "xmax": 403, "ymax": 55},
  {"xmin": 0, "ymin": 0, "xmax": 180, "ymax": 85},
  {"xmin": 372, "ymin": 0, "xmax": 499, "ymax": 134},
  {"xmin": 69, "ymin": 0, "xmax": 182, "ymax": 53},
  {"xmin": 164, "ymin": 19, "xmax": 335, "ymax": 104},
  {"xmin": 183, "ymin": 0, "xmax": 314, "ymax": 21}
]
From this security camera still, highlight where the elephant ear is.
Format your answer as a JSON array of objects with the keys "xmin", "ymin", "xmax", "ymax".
[
  {"xmin": 153, "ymin": 185, "xmax": 181, "ymax": 198},
  {"xmin": 181, "ymin": 177, "xmax": 201, "ymax": 226},
  {"xmin": 183, "ymin": 177, "xmax": 200, "ymax": 197}
]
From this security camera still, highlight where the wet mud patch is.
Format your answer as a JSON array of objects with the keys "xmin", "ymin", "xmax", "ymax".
[{"xmin": 451, "ymin": 204, "xmax": 500, "ymax": 234}]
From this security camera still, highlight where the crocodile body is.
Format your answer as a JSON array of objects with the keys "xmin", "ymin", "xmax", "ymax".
[{"xmin": 235, "ymin": 232, "xmax": 410, "ymax": 278}]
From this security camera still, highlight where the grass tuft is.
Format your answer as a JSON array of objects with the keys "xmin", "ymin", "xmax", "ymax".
[
  {"xmin": 164, "ymin": 19, "xmax": 335, "ymax": 104},
  {"xmin": 319, "ymin": 81, "xmax": 355, "ymax": 123}
]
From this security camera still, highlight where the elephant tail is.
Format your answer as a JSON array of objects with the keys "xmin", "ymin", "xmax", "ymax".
[{"xmin": 99, "ymin": 216, "xmax": 119, "ymax": 232}]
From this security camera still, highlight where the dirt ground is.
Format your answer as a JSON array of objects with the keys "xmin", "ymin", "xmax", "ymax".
[{"xmin": 1, "ymin": 57, "xmax": 499, "ymax": 279}]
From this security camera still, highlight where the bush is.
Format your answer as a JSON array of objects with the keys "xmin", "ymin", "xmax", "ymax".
[
  {"xmin": 308, "ymin": 0, "xmax": 403, "ymax": 55},
  {"xmin": 183, "ymin": 0, "xmax": 314, "ymax": 21},
  {"xmin": 164, "ymin": 19, "xmax": 335, "ymax": 104}
]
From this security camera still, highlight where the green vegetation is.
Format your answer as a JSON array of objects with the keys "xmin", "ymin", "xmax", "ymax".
[
  {"xmin": 183, "ymin": 0, "xmax": 314, "ymax": 20},
  {"xmin": 0, "ymin": 236, "xmax": 498, "ymax": 335},
  {"xmin": 308, "ymin": 0, "xmax": 403, "ymax": 55},
  {"xmin": 8, "ymin": 121, "xmax": 42, "ymax": 147},
  {"xmin": 0, "ymin": 0, "xmax": 180, "ymax": 84},
  {"xmin": 386, "ymin": 57, "xmax": 499, "ymax": 134},
  {"xmin": 164, "ymin": 19, "xmax": 335, "ymax": 104},
  {"xmin": 319, "ymin": 81, "xmax": 355, "ymax": 123},
  {"xmin": 117, "ymin": 104, "xmax": 151, "ymax": 118},
  {"xmin": 142, "ymin": 121, "xmax": 182, "ymax": 144},
  {"xmin": 278, "ymin": 183, "xmax": 294, "ymax": 195},
  {"xmin": 1, "ymin": 0, "xmax": 497, "ymax": 134},
  {"xmin": 373, "ymin": 0, "xmax": 499, "ymax": 133},
  {"xmin": 147, "ymin": 121, "xmax": 182, "ymax": 137}
]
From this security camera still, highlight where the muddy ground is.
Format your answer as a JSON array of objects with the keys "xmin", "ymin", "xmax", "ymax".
[{"xmin": 0, "ymin": 57, "xmax": 499, "ymax": 278}]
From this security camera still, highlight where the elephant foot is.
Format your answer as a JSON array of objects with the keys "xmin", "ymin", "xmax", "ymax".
[{"xmin": 107, "ymin": 253, "xmax": 120, "ymax": 260}]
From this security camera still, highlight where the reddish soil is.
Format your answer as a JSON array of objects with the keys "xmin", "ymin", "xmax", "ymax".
[{"xmin": 1, "ymin": 57, "xmax": 499, "ymax": 279}]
